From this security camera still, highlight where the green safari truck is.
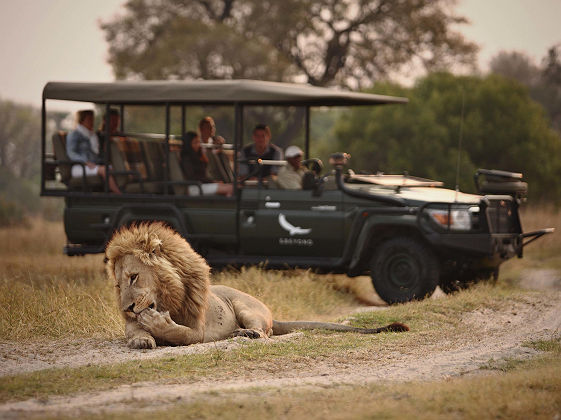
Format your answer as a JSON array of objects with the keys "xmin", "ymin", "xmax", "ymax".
[{"xmin": 40, "ymin": 80, "xmax": 553, "ymax": 303}]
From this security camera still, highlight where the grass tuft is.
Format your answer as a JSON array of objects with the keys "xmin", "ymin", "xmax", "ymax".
[
  {"xmin": 213, "ymin": 267, "xmax": 358, "ymax": 321},
  {"xmin": 527, "ymin": 338, "xmax": 561, "ymax": 353}
]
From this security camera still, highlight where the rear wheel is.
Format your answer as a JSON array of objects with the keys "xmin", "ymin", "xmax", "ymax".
[{"xmin": 370, "ymin": 237, "xmax": 439, "ymax": 304}]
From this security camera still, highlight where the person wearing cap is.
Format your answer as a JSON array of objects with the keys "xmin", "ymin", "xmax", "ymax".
[{"xmin": 277, "ymin": 145, "xmax": 307, "ymax": 189}]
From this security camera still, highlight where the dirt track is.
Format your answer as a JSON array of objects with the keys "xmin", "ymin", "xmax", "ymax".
[{"xmin": 1, "ymin": 271, "xmax": 560, "ymax": 418}]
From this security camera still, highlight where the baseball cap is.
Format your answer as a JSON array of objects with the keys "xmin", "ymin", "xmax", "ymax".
[{"xmin": 285, "ymin": 145, "xmax": 303, "ymax": 158}]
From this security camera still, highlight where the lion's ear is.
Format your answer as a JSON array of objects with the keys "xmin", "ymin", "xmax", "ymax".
[
  {"xmin": 147, "ymin": 234, "xmax": 163, "ymax": 257},
  {"xmin": 105, "ymin": 257, "xmax": 117, "ymax": 285}
]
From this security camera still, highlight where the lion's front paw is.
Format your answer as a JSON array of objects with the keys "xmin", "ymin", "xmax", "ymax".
[
  {"xmin": 127, "ymin": 335, "xmax": 156, "ymax": 349},
  {"xmin": 137, "ymin": 308, "xmax": 174, "ymax": 335}
]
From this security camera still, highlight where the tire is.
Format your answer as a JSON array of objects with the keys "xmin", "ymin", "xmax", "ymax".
[
  {"xmin": 370, "ymin": 237, "xmax": 439, "ymax": 304},
  {"xmin": 439, "ymin": 276, "xmax": 464, "ymax": 294},
  {"xmin": 439, "ymin": 268, "xmax": 498, "ymax": 294}
]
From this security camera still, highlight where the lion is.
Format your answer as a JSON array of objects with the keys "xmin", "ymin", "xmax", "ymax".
[{"xmin": 105, "ymin": 222, "xmax": 409, "ymax": 349}]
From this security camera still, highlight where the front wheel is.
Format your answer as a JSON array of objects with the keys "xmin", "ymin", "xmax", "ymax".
[
  {"xmin": 370, "ymin": 237, "xmax": 439, "ymax": 304},
  {"xmin": 439, "ymin": 267, "xmax": 498, "ymax": 294}
]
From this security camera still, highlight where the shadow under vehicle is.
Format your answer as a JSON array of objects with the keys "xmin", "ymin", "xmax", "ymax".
[{"xmin": 40, "ymin": 80, "xmax": 553, "ymax": 304}]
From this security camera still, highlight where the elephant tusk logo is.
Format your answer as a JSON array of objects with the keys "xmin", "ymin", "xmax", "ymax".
[{"xmin": 278, "ymin": 213, "xmax": 312, "ymax": 236}]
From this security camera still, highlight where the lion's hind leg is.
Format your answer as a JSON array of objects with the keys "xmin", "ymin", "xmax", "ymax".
[{"xmin": 230, "ymin": 298, "xmax": 273, "ymax": 339}]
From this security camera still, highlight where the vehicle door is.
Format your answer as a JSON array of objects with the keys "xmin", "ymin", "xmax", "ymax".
[{"xmin": 238, "ymin": 187, "xmax": 345, "ymax": 257}]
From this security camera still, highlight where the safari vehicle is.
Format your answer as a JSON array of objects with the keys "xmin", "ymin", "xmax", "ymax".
[{"xmin": 40, "ymin": 80, "xmax": 553, "ymax": 304}]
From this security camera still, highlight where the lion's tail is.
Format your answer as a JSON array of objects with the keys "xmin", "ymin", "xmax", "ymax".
[{"xmin": 271, "ymin": 320, "xmax": 409, "ymax": 335}]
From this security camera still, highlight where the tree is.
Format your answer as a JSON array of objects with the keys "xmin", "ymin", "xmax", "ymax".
[
  {"xmin": 101, "ymin": 0, "xmax": 477, "ymax": 87},
  {"xmin": 540, "ymin": 45, "xmax": 561, "ymax": 132},
  {"xmin": 0, "ymin": 99, "xmax": 45, "ymax": 225},
  {"xmin": 490, "ymin": 51, "xmax": 540, "ymax": 86},
  {"xmin": 0, "ymin": 99, "xmax": 41, "ymax": 179},
  {"xmin": 333, "ymin": 73, "xmax": 561, "ymax": 202},
  {"xmin": 490, "ymin": 46, "xmax": 561, "ymax": 133}
]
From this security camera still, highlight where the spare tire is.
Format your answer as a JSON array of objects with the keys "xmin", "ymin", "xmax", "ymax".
[{"xmin": 479, "ymin": 181, "xmax": 528, "ymax": 195}]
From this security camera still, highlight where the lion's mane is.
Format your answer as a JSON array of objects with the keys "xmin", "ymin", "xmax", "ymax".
[{"xmin": 105, "ymin": 222, "xmax": 210, "ymax": 329}]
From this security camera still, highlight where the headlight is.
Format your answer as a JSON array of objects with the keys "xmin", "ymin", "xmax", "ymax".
[{"xmin": 426, "ymin": 208, "xmax": 475, "ymax": 231}]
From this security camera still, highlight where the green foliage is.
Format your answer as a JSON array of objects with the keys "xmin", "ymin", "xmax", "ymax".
[
  {"xmin": 101, "ymin": 0, "xmax": 477, "ymax": 87},
  {"xmin": 0, "ymin": 99, "xmax": 64, "ymax": 223},
  {"xmin": 0, "ymin": 167, "xmax": 39, "ymax": 226},
  {"xmin": 0, "ymin": 99, "xmax": 41, "ymax": 179},
  {"xmin": 333, "ymin": 73, "xmax": 561, "ymax": 201},
  {"xmin": 491, "ymin": 47, "xmax": 561, "ymax": 134},
  {"xmin": 0, "ymin": 196, "xmax": 26, "ymax": 227}
]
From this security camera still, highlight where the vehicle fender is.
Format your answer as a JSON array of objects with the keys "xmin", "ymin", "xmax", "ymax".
[
  {"xmin": 347, "ymin": 214, "xmax": 422, "ymax": 275},
  {"xmin": 109, "ymin": 204, "xmax": 188, "ymax": 240}
]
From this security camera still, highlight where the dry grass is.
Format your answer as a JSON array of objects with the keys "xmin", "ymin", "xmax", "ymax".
[
  {"xmin": 518, "ymin": 205, "xmax": 561, "ymax": 258},
  {"xmin": 0, "ymin": 218, "xmax": 63, "ymax": 256},
  {"xmin": 130, "ymin": 356, "xmax": 561, "ymax": 420},
  {"xmin": 0, "ymin": 277, "xmax": 122, "ymax": 341},
  {"xmin": 214, "ymin": 268, "xmax": 358, "ymax": 321},
  {"xmin": 0, "ymin": 219, "xmax": 123, "ymax": 341},
  {"xmin": 0, "ymin": 281, "xmax": 533, "ymax": 404},
  {"xmin": 0, "ymin": 219, "xmax": 360, "ymax": 342},
  {"xmin": 500, "ymin": 205, "xmax": 561, "ymax": 278},
  {"xmin": 94, "ymin": 355, "xmax": 561, "ymax": 420}
]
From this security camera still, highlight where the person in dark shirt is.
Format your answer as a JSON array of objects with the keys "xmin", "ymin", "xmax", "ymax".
[
  {"xmin": 239, "ymin": 124, "xmax": 283, "ymax": 179},
  {"xmin": 96, "ymin": 108, "xmax": 120, "ymax": 161},
  {"xmin": 181, "ymin": 131, "xmax": 212, "ymax": 182},
  {"xmin": 181, "ymin": 131, "xmax": 232, "ymax": 196}
]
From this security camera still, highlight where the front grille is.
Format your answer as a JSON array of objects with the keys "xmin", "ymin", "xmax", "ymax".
[{"xmin": 486, "ymin": 199, "xmax": 517, "ymax": 233}]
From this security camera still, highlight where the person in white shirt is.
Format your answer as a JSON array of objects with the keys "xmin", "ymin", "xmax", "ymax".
[
  {"xmin": 277, "ymin": 145, "xmax": 307, "ymax": 189},
  {"xmin": 66, "ymin": 110, "xmax": 121, "ymax": 193}
]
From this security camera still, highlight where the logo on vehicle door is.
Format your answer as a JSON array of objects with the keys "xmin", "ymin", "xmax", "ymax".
[{"xmin": 278, "ymin": 213, "xmax": 312, "ymax": 236}]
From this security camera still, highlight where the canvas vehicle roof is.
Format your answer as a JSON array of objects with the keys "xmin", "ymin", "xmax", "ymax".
[{"xmin": 42, "ymin": 79, "xmax": 408, "ymax": 106}]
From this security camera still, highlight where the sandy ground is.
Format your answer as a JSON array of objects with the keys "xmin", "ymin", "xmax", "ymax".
[{"xmin": 1, "ymin": 271, "xmax": 560, "ymax": 418}]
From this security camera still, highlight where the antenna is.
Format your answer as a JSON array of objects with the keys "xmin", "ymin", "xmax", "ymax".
[{"xmin": 454, "ymin": 90, "xmax": 465, "ymax": 202}]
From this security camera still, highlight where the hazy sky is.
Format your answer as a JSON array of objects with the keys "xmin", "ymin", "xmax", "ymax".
[{"xmin": 0, "ymin": 0, "xmax": 560, "ymax": 107}]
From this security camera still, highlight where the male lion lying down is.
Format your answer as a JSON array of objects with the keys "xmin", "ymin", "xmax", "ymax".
[{"xmin": 105, "ymin": 222, "xmax": 409, "ymax": 349}]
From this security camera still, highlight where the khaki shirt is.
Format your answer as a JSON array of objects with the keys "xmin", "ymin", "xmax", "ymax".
[{"xmin": 277, "ymin": 165, "xmax": 307, "ymax": 189}]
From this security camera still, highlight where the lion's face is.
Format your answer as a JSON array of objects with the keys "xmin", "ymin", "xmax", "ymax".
[{"xmin": 114, "ymin": 254, "xmax": 158, "ymax": 319}]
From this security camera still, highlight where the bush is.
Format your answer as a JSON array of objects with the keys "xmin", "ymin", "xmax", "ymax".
[{"xmin": 0, "ymin": 196, "xmax": 27, "ymax": 227}]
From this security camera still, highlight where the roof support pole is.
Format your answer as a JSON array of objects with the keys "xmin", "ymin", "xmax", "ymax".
[
  {"xmin": 104, "ymin": 103, "xmax": 111, "ymax": 193},
  {"xmin": 119, "ymin": 104, "xmax": 124, "ymax": 132},
  {"xmin": 41, "ymin": 98, "xmax": 46, "ymax": 194},
  {"xmin": 181, "ymin": 105, "xmax": 186, "ymax": 138},
  {"xmin": 304, "ymin": 106, "xmax": 310, "ymax": 159},
  {"xmin": 165, "ymin": 102, "xmax": 170, "ymax": 194},
  {"xmin": 234, "ymin": 103, "xmax": 243, "ymax": 188}
]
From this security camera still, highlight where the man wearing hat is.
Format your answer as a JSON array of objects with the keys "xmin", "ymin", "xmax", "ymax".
[{"xmin": 277, "ymin": 145, "xmax": 307, "ymax": 189}]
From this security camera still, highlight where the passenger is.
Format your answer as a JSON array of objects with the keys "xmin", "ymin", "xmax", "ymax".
[
  {"xmin": 66, "ymin": 110, "xmax": 121, "ymax": 193},
  {"xmin": 198, "ymin": 116, "xmax": 225, "ymax": 147},
  {"xmin": 181, "ymin": 131, "xmax": 233, "ymax": 196},
  {"xmin": 198, "ymin": 116, "xmax": 233, "ymax": 182},
  {"xmin": 239, "ymin": 124, "xmax": 283, "ymax": 179},
  {"xmin": 277, "ymin": 145, "xmax": 307, "ymax": 189},
  {"xmin": 96, "ymin": 108, "xmax": 121, "ymax": 160}
]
